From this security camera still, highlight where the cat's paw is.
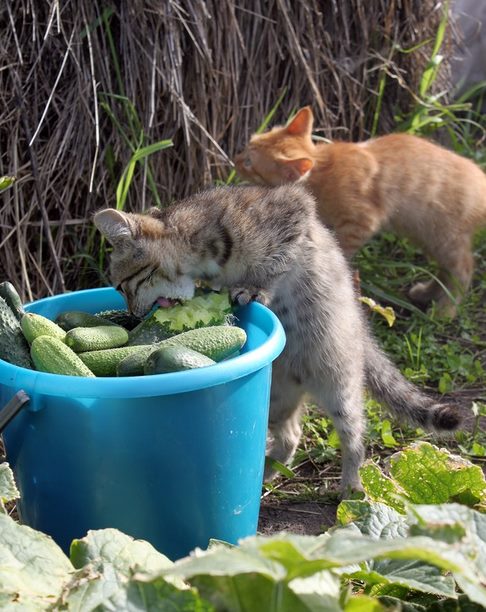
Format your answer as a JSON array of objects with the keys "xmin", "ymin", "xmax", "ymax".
[
  {"xmin": 410, "ymin": 281, "xmax": 459, "ymax": 318},
  {"xmin": 434, "ymin": 299, "xmax": 458, "ymax": 319},
  {"xmin": 230, "ymin": 287, "xmax": 271, "ymax": 306},
  {"xmin": 263, "ymin": 457, "xmax": 279, "ymax": 482},
  {"xmin": 408, "ymin": 279, "xmax": 437, "ymax": 304},
  {"xmin": 340, "ymin": 480, "xmax": 365, "ymax": 500}
]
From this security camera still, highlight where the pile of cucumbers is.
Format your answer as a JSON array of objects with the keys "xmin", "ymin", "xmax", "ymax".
[{"xmin": 0, "ymin": 282, "xmax": 246, "ymax": 378}]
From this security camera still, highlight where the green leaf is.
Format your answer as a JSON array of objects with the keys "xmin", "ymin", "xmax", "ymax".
[
  {"xmin": 439, "ymin": 372, "xmax": 453, "ymax": 394},
  {"xmin": 350, "ymin": 558, "xmax": 456, "ymax": 598},
  {"xmin": 337, "ymin": 500, "xmax": 408, "ymax": 539},
  {"xmin": 0, "ymin": 176, "xmax": 15, "ymax": 192},
  {"xmin": 360, "ymin": 444, "xmax": 486, "ymax": 510},
  {"xmin": 345, "ymin": 594, "xmax": 387, "ymax": 610},
  {"xmin": 0, "ymin": 463, "xmax": 19, "ymax": 513},
  {"xmin": 163, "ymin": 537, "xmax": 342, "ymax": 611},
  {"xmin": 64, "ymin": 530, "xmax": 198, "ymax": 610},
  {"xmin": 288, "ymin": 571, "xmax": 342, "ymax": 611},
  {"xmin": 426, "ymin": 593, "xmax": 486, "ymax": 610},
  {"xmin": 378, "ymin": 595, "xmax": 428, "ymax": 610},
  {"xmin": 131, "ymin": 139, "xmax": 173, "ymax": 163},
  {"xmin": 257, "ymin": 88, "xmax": 287, "ymax": 134},
  {"xmin": 188, "ymin": 572, "xmax": 324, "ymax": 612},
  {"xmin": 408, "ymin": 504, "xmax": 486, "ymax": 576},
  {"xmin": 127, "ymin": 574, "xmax": 213, "ymax": 611},
  {"xmin": 265, "ymin": 457, "xmax": 296, "ymax": 478},
  {"xmin": 115, "ymin": 138, "xmax": 173, "ymax": 210},
  {"xmin": 158, "ymin": 529, "xmax": 486, "ymax": 607},
  {"xmin": 60, "ymin": 564, "xmax": 209, "ymax": 612},
  {"xmin": 389, "ymin": 442, "xmax": 486, "ymax": 507},
  {"xmin": 327, "ymin": 428, "xmax": 341, "ymax": 449},
  {"xmin": 337, "ymin": 502, "xmax": 456, "ymax": 598},
  {"xmin": 70, "ymin": 528, "xmax": 173, "ymax": 574},
  {"xmin": 359, "ymin": 297, "xmax": 396, "ymax": 327},
  {"xmin": 0, "ymin": 513, "xmax": 72, "ymax": 607},
  {"xmin": 470, "ymin": 442, "xmax": 486, "ymax": 458},
  {"xmin": 165, "ymin": 545, "xmax": 286, "ymax": 581},
  {"xmin": 359, "ymin": 463, "xmax": 407, "ymax": 512},
  {"xmin": 257, "ymin": 540, "xmax": 337, "ymax": 581},
  {"xmin": 339, "ymin": 501, "xmax": 486, "ymax": 605},
  {"xmin": 57, "ymin": 563, "xmax": 131, "ymax": 611},
  {"xmin": 380, "ymin": 420, "xmax": 399, "ymax": 448}
]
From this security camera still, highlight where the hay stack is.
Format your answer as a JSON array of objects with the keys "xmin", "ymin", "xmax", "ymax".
[{"xmin": 0, "ymin": 0, "xmax": 452, "ymax": 298}]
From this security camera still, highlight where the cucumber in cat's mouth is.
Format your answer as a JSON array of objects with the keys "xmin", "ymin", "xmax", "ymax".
[{"xmin": 156, "ymin": 297, "xmax": 182, "ymax": 308}]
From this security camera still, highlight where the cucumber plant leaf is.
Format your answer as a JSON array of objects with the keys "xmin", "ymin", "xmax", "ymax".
[
  {"xmin": 0, "ymin": 513, "xmax": 72, "ymax": 607},
  {"xmin": 0, "ymin": 462, "xmax": 19, "ymax": 513},
  {"xmin": 360, "ymin": 442, "xmax": 486, "ymax": 510}
]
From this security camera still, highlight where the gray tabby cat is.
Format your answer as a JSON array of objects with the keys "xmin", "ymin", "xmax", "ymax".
[{"xmin": 94, "ymin": 184, "xmax": 462, "ymax": 492}]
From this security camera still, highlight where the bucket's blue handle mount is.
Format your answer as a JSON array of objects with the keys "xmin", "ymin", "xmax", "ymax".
[{"xmin": 0, "ymin": 391, "xmax": 30, "ymax": 433}]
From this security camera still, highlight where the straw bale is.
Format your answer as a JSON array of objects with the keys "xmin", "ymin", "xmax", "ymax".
[{"xmin": 0, "ymin": 0, "xmax": 452, "ymax": 297}]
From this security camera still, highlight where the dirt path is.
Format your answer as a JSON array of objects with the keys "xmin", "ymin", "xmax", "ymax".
[{"xmin": 258, "ymin": 499, "xmax": 337, "ymax": 536}]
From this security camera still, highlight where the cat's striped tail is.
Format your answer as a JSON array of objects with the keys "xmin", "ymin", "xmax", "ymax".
[{"xmin": 364, "ymin": 336, "xmax": 462, "ymax": 431}]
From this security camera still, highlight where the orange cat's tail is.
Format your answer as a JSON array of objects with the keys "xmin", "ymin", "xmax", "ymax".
[{"xmin": 364, "ymin": 336, "xmax": 462, "ymax": 432}]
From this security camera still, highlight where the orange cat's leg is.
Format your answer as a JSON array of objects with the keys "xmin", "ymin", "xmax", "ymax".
[
  {"xmin": 408, "ymin": 279, "xmax": 439, "ymax": 305},
  {"xmin": 409, "ymin": 236, "xmax": 474, "ymax": 317},
  {"xmin": 435, "ymin": 247, "xmax": 474, "ymax": 317},
  {"xmin": 333, "ymin": 213, "xmax": 383, "ymax": 258}
]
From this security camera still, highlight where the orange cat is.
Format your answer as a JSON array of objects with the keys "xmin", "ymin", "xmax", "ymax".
[{"xmin": 235, "ymin": 107, "xmax": 486, "ymax": 317}]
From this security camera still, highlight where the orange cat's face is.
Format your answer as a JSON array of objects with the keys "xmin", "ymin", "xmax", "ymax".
[{"xmin": 234, "ymin": 107, "xmax": 315, "ymax": 186}]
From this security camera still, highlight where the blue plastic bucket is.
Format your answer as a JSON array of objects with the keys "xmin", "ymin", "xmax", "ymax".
[{"xmin": 0, "ymin": 287, "xmax": 285, "ymax": 559}]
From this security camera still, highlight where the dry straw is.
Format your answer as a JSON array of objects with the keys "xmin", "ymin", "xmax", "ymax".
[{"xmin": 1, "ymin": 0, "xmax": 452, "ymax": 298}]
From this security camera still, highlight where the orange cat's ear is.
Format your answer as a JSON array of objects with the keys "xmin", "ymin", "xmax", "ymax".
[
  {"xmin": 286, "ymin": 107, "xmax": 314, "ymax": 136},
  {"xmin": 281, "ymin": 158, "xmax": 314, "ymax": 181},
  {"xmin": 93, "ymin": 208, "xmax": 135, "ymax": 245}
]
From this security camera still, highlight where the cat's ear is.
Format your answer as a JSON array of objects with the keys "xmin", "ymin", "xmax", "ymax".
[
  {"xmin": 93, "ymin": 208, "xmax": 135, "ymax": 245},
  {"xmin": 281, "ymin": 158, "xmax": 314, "ymax": 181},
  {"xmin": 286, "ymin": 107, "xmax": 314, "ymax": 136}
]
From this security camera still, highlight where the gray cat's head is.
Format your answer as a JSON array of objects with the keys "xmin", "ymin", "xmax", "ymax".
[{"xmin": 94, "ymin": 208, "xmax": 196, "ymax": 317}]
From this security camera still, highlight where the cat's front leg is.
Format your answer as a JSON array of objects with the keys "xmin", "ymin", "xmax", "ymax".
[{"xmin": 230, "ymin": 286, "xmax": 273, "ymax": 306}]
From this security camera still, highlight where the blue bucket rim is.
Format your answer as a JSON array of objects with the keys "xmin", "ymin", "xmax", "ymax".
[{"xmin": 0, "ymin": 288, "xmax": 286, "ymax": 398}]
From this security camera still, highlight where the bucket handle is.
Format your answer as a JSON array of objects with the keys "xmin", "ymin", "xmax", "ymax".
[{"xmin": 0, "ymin": 391, "xmax": 30, "ymax": 433}]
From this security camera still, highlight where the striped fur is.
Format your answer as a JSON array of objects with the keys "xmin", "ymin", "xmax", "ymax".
[{"xmin": 94, "ymin": 184, "xmax": 462, "ymax": 492}]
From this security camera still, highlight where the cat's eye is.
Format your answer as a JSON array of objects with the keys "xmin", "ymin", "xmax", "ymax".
[{"xmin": 243, "ymin": 157, "xmax": 252, "ymax": 168}]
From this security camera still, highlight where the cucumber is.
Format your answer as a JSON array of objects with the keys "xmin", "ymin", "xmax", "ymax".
[
  {"xmin": 65, "ymin": 325, "xmax": 129, "ymax": 352},
  {"xmin": 126, "ymin": 317, "xmax": 174, "ymax": 345},
  {"xmin": 0, "ymin": 282, "xmax": 24, "ymax": 321},
  {"xmin": 21, "ymin": 313, "xmax": 66, "ymax": 343},
  {"xmin": 31, "ymin": 336, "xmax": 95, "ymax": 377},
  {"xmin": 79, "ymin": 345, "xmax": 151, "ymax": 377},
  {"xmin": 95, "ymin": 309, "xmax": 142, "ymax": 331},
  {"xmin": 127, "ymin": 290, "xmax": 233, "ymax": 346},
  {"xmin": 116, "ymin": 351, "xmax": 148, "ymax": 377},
  {"xmin": 55, "ymin": 310, "xmax": 117, "ymax": 332},
  {"xmin": 145, "ymin": 345, "xmax": 215, "ymax": 374},
  {"xmin": 80, "ymin": 325, "xmax": 247, "ymax": 377},
  {"xmin": 162, "ymin": 326, "xmax": 247, "ymax": 362},
  {"xmin": 0, "ymin": 297, "xmax": 33, "ymax": 369}
]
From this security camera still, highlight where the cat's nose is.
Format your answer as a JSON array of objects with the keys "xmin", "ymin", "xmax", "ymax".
[
  {"xmin": 234, "ymin": 152, "xmax": 245, "ymax": 167},
  {"xmin": 234, "ymin": 153, "xmax": 247, "ymax": 175}
]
